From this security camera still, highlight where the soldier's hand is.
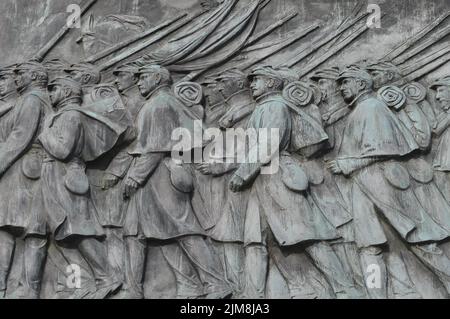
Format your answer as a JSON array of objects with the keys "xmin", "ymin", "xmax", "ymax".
[
  {"xmin": 229, "ymin": 174, "xmax": 245, "ymax": 192},
  {"xmin": 102, "ymin": 173, "xmax": 120, "ymax": 190},
  {"xmin": 325, "ymin": 160, "xmax": 343, "ymax": 174},
  {"xmin": 195, "ymin": 162, "xmax": 224, "ymax": 176},
  {"xmin": 123, "ymin": 177, "xmax": 139, "ymax": 199},
  {"xmin": 219, "ymin": 117, "xmax": 233, "ymax": 129}
]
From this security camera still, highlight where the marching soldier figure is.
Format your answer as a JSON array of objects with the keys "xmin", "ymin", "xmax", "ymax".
[
  {"xmin": 121, "ymin": 64, "xmax": 231, "ymax": 299},
  {"xmin": 328, "ymin": 66, "xmax": 448, "ymax": 298},
  {"xmin": 0, "ymin": 67, "xmax": 23, "ymax": 299},
  {"xmin": 0, "ymin": 62, "xmax": 49, "ymax": 298},
  {"xmin": 229, "ymin": 65, "xmax": 359, "ymax": 299},
  {"xmin": 368, "ymin": 62, "xmax": 450, "ymax": 296},
  {"xmin": 88, "ymin": 62, "xmax": 144, "ymax": 278},
  {"xmin": 196, "ymin": 68, "xmax": 255, "ymax": 295},
  {"xmin": 25, "ymin": 76, "xmax": 121, "ymax": 299}
]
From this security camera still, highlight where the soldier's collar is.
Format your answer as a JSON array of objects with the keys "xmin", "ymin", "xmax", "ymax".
[
  {"xmin": 120, "ymin": 84, "xmax": 140, "ymax": 97},
  {"xmin": 55, "ymin": 97, "xmax": 82, "ymax": 111},
  {"xmin": 224, "ymin": 89, "xmax": 251, "ymax": 105},
  {"xmin": 0, "ymin": 90, "xmax": 18, "ymax": 102},
  {"xmin": 348, "ymin": 90, "xmax": 372, "ymax": 108},
  {"xmin": 255, "ymin": 91, "xmax": 281, "ymax": 103},
  {"xmin": 18, "ymin": 84, "xmax": 46, "ymax": 96},
  {"xmin": 143, "ymin": 84, "xmax": 170, "ymax": 100}
]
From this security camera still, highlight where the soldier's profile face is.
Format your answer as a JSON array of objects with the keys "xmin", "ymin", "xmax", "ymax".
[
  {"xmin": 369, "ymin": 70, "xmax": 389, "ymax": 90},
  {"xmin": 204, "ymin": 83, "xmax": 224, "ymax": 106},
  {"xmin": 49, "ymin": 84, "xmax": 63, "ymax": 106},
  {"xmin": 340, "ymin": 77, "xmax": 359, "ymax": 102},
  {"xmin": 14, "ymin": 70, "xmax": 32, "ymax": 90},
  {"xmin": 250, "ymin": 76, "xmax": 268, "ymax": 98},
  {"xmin": 318, "ymin": 78, "xmax": 336, "ymax": 99},
  {"xmin": 0, "ymin": 75, "xmax": 16, "ymax": 96},
  {"xmin": 69, "ymin": 70, "xmax": 83, "ymax": 83},
  {"xmin": 138, "ymin": 72, "xmax": 158, "ymax": 96},
  {"xmin": 436, "ymin": 86, "xmax": 450, "ymax": 111},
  {"xmin": 115, "ymin": 71, "xmax": 136, "ymax": 93},
  {"xmin": 217, "ymin": 78, "xmax": 238, "ymax": 99}
]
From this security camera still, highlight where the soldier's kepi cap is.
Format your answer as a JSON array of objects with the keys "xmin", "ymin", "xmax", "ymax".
[
  {"xmin": 366, "ymin": 61, "xmax": 402, "ymax": 75},
  {"xmin": 310, "ymin": 67, "xmax": 340, "ymax": 81},
  {"xmin": 430, "ymin": 76, "xmax": 450, "ymax": 90},
  {"xmin": 200, "ymin": 76, "xmax": 217, "ymax": 86},
  {"xmin": 48, "ymin": 76, "xmax": 82, "ymax": 95},
  {"xmin": 0, "ymin": 64, "xmax": 17, "ymax": 77},
  {"xmin": 64, "ymin": 62, "xmax": 100, "ymax": 77},
  {"xmin": 247, "ymin": 65, "xmax": 284, "ymax": 83},
  {"xmin": 277, "ymin": 67, "xmax": 300, "ymax": 84},
  {"xmin": 137, "ymin": 64, "xmax": 170, "ymax": 78},
  {"xmin": 14, "ymin": 61, "xmax": 46, "ymax": 74},
  {"xmin": 215, "ymin": 68, "xmax": 247, "ymax": 81},
  {"xmin": 337, "ymin": 66, "xmax": 373, "ymax": 85},
  {"xmin": 112, "ymin": 62, "xmax": 140, "ymax": 76}
]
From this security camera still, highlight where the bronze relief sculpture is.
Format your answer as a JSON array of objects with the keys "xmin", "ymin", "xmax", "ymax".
[{"xmin": 0, "ymin": 0, "xmax": 449, "ymax": 299}]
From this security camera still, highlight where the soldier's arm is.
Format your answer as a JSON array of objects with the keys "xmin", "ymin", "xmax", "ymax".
[
  {"xmin": 39, "ymin": 111, "xmax": 81, "ymax": 161},
  {"xmin": 105, "ymin": 150, "xmax": 134, "ymax": 178},
  {"xmin": 433, "ymin": 112, "xmax": 450, "ymax": 136},
  {"xmin": 126, "ymin": 152, "xmax": 165, "ymax": 185},
  {"xmin": 234, "ymin": 102, "xmax": 288, "ymax": 183},
  {"xmin": 402, "ymin": 106, "xmax": 431, "ymax": 150},
  {"xmin": 0, "ymin": 96, "xmax": 42, "ymax": 174},
  {"xmin": 337, "ymin": 157, "xmax": 380, "ymax": 175}
]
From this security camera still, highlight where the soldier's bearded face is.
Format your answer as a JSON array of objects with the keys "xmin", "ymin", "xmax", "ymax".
[
  {"xmin": 14, "ymin": 70, "xmax": 32, "ymax": 90},
  {"xmin": 0, "ymin": 75, "xmax": 16, "ymax": 96},
  {"xmin": 250, "ymin": 76, "xmax": 268, "ymax": 98},
  {"xmin": 138, "ymin": 73, "xmax": 158, "ymax": 96},
  {"xmin": 115, "ymin": 71, "xmax": 136, "ymax": 93},
  {"xmin": 436, "ymin": 86, "xmax": 450, "ymax": 111},
  {"xmin": 340, "ymin": 78, "xmax": 359, "ymax": 102}
]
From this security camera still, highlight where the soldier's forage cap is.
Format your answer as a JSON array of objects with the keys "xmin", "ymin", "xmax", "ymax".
[
  {"xmin": 113, "ymin": 62, "xmax": 141, "ymax": 76},
  {"xmin": 366, "ymin": 61, "xmax": 401, "ymax": 74},
  {"xmin": 64, "ymin": 62, "xmax": 100, "ymax": 77},
  {"xmin": 137, "ymin": 64, "xmax": 170, "ymax": 78},
  {"xmin": 48, "ymin": 76, "xmax": 82, "ymax": 93},
  {"xmin": 0, "ymin": 64, "xmax": 17, "ymax": 77},
  {"xmin": 430, "ymin": 76, "xmax": 450, "ymax": 90},
  {"xmin": 248, "ymin": 65, "xmax": 284, "ymax": 82},
  {"xmin": 277, "ymin": 67, "xmax": 300, "ymax": 84},
  {"xmin": 310, "ymin": 67, "xmax": 340, "ymax": 81},
  {"xmin": 215, "ymin": 68, "xmax": 247, "ymax": 81},
  {"xmin": 14, "ymin": 61, "xmax": 47, "ymax": 74},
  {"xmin": 43, "ymin": 59, "xmax": 70, "ymax": 72},
  {"xmin": 337, "ymin": 66, "xmax": 373, "ymax": 84},
  {"xmin": 200, "ymin": 76, "xmax": 218, "ymax": 86}
]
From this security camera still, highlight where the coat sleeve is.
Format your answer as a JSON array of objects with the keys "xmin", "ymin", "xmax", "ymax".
[
  {"xmin": 106, "ymin": 150, "xmax": 134, "ymax": 178},
  {"xmin": 0, "ymin": 95, "xmax": 42, "ymax": 175},
  {"xmin": 39, "ymin": 111, "xmax": 82, "ymax": 161},
  {"xmin": 338, "ymin": 157, "xmax": 379, "ymax": 175},
  {"xmin": 400, "ymin": 105, "xmax": 431, "ymax": 150},
  {"xmin": 126, "ymin": 153, "xmax": 165, "ymax": 185},
  {"xmin": 234, "ymin": 101, "xmax": 290, "ymax": 182}
]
